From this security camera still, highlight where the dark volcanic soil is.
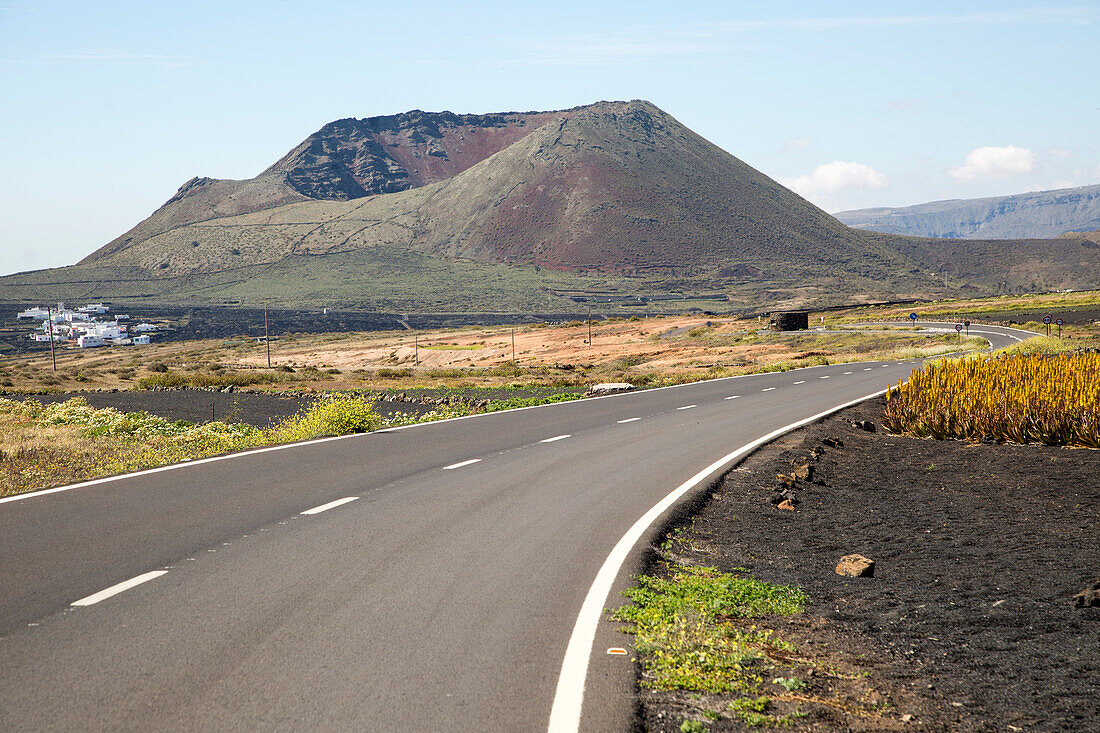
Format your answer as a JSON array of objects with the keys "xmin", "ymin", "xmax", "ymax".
[{"xmin": 639, "ymin": 396, "xmax": 1099, "ymax": 731}]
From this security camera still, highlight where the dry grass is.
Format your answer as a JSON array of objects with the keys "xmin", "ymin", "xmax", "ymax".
[
  {"xmin": 0, "ymin": 412, "xmax": 132, "ymax": 495},
  {"xmin": 0, "ymin": 315, "xmax": 992, "ymax": 396}
]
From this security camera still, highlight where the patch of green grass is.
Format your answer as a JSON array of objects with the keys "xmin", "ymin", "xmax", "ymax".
[
  {"xmin": 612, "ymin": 564, "xmax": 806, "ymax": 694},
  {"xmin": 771, "ymin": 676, "xmax": 805, "ymax": 692},
  {"xmin": 729, "ymin": 696, "xmax": 796, "ymax": 727},
  {"xmin": 480, "ymin": 392, "xmax": 583, "ymax": 413}
]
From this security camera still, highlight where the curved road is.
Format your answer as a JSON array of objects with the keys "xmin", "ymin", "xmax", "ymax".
[{"xmin": 0, "ymin": 324, "xmax": 1029, "ymax": 731}]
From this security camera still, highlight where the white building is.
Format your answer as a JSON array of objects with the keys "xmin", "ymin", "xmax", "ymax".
[
  {"xmin": 77, "ymin": 334, "xmax": 104, "ymax": 348},
  {"xmin": 17, "ymin": 306, "xmax": 50, "ymax": 320},
  {"xmin": 133, "ymin": 335, "xmax": 151, "ymax": 345},
  {"xmin": 134, "ymin": 323, "xmax": 159, "ymax": 333}
]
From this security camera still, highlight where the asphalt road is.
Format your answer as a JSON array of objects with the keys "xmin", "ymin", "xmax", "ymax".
[{"xmin": 0, "ymin": 324, "xmax": 1030, "ymax": 731}]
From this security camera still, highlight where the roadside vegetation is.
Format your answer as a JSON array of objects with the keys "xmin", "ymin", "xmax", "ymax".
[
  {"xmin": 0, "ymin": 387, "xmax": 597, "ymax": 497},
  {"xmin": 612, "ymin": 554, "xmax": 894, "ymax": 730},
  {"xmin": 884, "ymin": 350, "xmax": 1100, "ymax": 447},
  {"xmin": 0, "ymin": 394, "xmax": 376, "ymax": 496}
]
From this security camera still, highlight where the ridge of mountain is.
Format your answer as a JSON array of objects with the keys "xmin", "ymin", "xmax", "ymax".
[
  {"xmin": 6, "ymin": 101, "xmax": 1097, "ymax": 311},
  {"xmin": 83, "ymin": 101, "xmax": 908, "ymax": 277},
  {"xmin": 81, "ymin": 103, "xmax": 621, "ymax": 265},
  {"xmin": 836, "ymin": 184, "xmax": 1100, "ymax": 239}
]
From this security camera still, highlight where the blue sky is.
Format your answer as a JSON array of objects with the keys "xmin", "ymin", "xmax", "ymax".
[{"xmin": 1, "ymin": 1, "xmax": 1098, "ymax": 274}]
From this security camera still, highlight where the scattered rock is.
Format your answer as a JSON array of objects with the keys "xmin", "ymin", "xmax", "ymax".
[
  {"xmin": 1072, "ymin": 580, "xmax": 1100, "ymax": 608},
  {"xmin": 822, "ymin": 437, "xmax": 844, "ymax": 448},
  {"xmin": 586, "ymin": 382, "xmax": 634, "ymax": 396},
  {"xmin": 776, "ymin": 472, "xmax": 797, "ymax": 489},
  {"xmin": 777, "ymin": 499, "xmax": 796, "ymax": 511},
  {"xmin": 791, "ymin": 460, "xmax": 814, "ymax": 482},
  {"xmin": 850, "ymin": 419, "xmax": 876, "ymax": 432},
  {"xmin": 836, "ymin": 554, "xmax": 875, "ymax": 577}
]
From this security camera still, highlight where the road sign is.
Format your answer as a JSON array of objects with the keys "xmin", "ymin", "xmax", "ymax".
[
  {"xmin": 964, "ymin": 319, "xmax": 970, "ymax": 335},
  {"xmin": 955, "ymin": 324, "xmax": 963, "ymax": 333},
  {"xmin": 908, "ymin": 313, "xmax": 918, "ymax": 321},
  {"xmin": 1043, "ymin": 315, "xmax": 1052, "ymax": 324},
  {"xmin": 1055, "ymin": 318, "xmax": 1063, "ymax": 326}
]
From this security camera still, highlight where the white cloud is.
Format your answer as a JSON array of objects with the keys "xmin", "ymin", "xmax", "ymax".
[
  {"xmin": 780, "ymin": 161, "xmax": 889, "ymax": 197},
  {"xmin": 785, "ymin": 137, "xmax": 810, "ymax": 149},
  {"xmin": 1050, "ymin": 179, "xmax": 1076, "ymax": 189},
  {"xmin": 948, "ymin": 145, "xmax": 1036, "ymax": 182},
  {"xmin": 1044, "ymin": 147, "xmax": 1071, "ymax": 158}
]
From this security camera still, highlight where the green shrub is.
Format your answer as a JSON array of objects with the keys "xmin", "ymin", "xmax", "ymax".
[
  {"xmin": 481, "ymin": 392, "xmax": 583, "ymax": 412},
  {"xmin": 268, "ymin": 395, "xmax": 380, "ymax": 442}
]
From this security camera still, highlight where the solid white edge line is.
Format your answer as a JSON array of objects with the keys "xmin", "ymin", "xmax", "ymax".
[
  {"xmin": 541, "ymin": 434, "xmax": 572, "ymax": 443},
  {"xmin": 442, "ymin": 458, "xmax": 482, "ymax": 470},
  {"xmin": 71, "ymin": 570, "xmax": 168, "ymax": 607},
  {"xmin": 616, "ymin": 418, "xmax": 642, "ymax": 424},
  {"xmin": 546, "ymin": 385, "xmax": 891, "ymax": 733},
  {"xmin": 301, "ymin": 496, "xmax": 359, "ymax": 515},
  {"xmin": 0, "ymin": 322, "xmax": 1033, "ymax": 508}
]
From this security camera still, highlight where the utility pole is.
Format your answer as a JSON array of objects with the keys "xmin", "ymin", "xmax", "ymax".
[
  {"xmin": 415, "ymin": 334, "xmax": 419, "ymax": 366},
  {"xmin": 264, "ymin": 305, "xmax": 271, "ymax": 368},
  {"xmin": 46, "ymin": 306, "xmax": 57, "ymax": 371},
  {"xmin": 511, "ymin": 328, "xmax": 515, "ymax": 361},
  {"xmin": 587, "ymin": 307, "xmax": 592, "ymax": 346}
]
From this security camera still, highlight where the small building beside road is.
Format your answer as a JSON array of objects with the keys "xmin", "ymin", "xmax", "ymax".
[{"xmin": 769, "ymin": 311, "xmax": 810, "ymax": 331}]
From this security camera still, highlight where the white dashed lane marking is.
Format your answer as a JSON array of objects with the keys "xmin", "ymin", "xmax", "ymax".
[
  {"xmin": 761, "ymin": 387, "xmax": 776, "ymax": 392},
  {"xmin": 843, "ymin": 371, "xmax": 853, "ymax": 375},
  {"xmin": 541, "ymin": 434, "xmax": 572, "ymax": 443},
  {"xmin": 819, "ymin": 375, "xmax": 830, "ymax": 379},
  {"xmin": 72, "ymin": 571, "xmax": 168, "ymax": 607},
  {"xmin": 443, "ymin": 458, "xmax": 482, "ymax": 470},
  {"xmin": 302, "ymin": 496, "xmax": 359, "ymax": 515},
  {"xmin": 616, "ymin": 418, "xmax": 641, "ymax": 424},
  {"xmin": 793, "ymin": 380, "xmax": 805, "ymax": 385},
  {"xmin": 725, "ymin": 395, "xmax": 740, "ymax": 400},
  {"xmin": 676, "ymin": 405, "xmax": 697, "ymax": 410}
]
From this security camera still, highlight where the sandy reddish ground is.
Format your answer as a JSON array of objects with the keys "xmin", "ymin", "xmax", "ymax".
[{"xmin": 234, "ymin": 316, "xmax": 760, "ymax": 372}]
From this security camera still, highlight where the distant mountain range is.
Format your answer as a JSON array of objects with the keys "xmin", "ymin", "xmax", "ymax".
[
  {"xmin": 3, "ymin": 102, "xmax": 1098, "ymax": 312},
  {"xmin": 836, "ymin": 184, "xmax": 1100, "ymax": 239}
]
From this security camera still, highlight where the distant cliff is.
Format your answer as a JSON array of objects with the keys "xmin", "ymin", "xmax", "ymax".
[{"xmin": 836, "ymin": 184, "xmax": 1100, "ymax": 239}]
